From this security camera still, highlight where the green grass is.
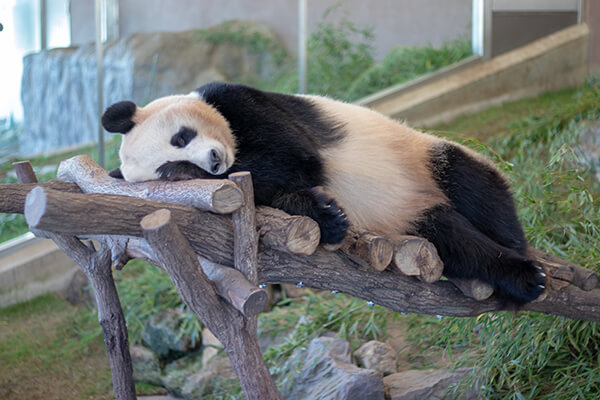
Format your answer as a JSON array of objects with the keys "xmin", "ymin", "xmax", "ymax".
[
  {"xmin": 0, "ymin": 294, "xmax": 114, "ymax": 400},
  {"xmin": 417, "ymin": 78, "xmax": 600, "ymax": 400}
]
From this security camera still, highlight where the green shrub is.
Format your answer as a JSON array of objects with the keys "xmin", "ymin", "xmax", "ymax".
[{"xmin": 346, "ymin": 39, "xmax": 472, "ymax": 101}]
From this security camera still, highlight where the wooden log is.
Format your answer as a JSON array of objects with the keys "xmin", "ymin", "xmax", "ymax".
[
  {"xmin": 256, "ymin": 207, "xmax": 320, "ymax": 255},
  {"xmin": 527, "ymin": 247, "xmax": 598, "ymax": 291},
  {"xmin": 198, "ymin": 255, "xmax": 268, "ymax": 317},
  {"xmin": 328, "ymin": 229, "xmax": 394, "ymax": 272},
  {"xmin": 24, "ymin": 186, "xmax": 236, "ymax": 265},
  {"xmin": 392, "ymin": 235, "xmax": 444, "ymax": 283},
  {"xmin": 15, "ymin": 186, "xmax": 600, "ymax": 322},
  {"xmin": 101, "ymin": 237, "xmax": 267, "ymax": 317},
  {"xmin": 3, "ymin": 181, "xmax": 317, "ymax": 257},
  {"xmin": 58, "ymin": 154, "xmax": 243, "ymax": 214},
  {"xmin": 229, "ymin": 172, "xmax": 259, "ymax": 285},
  {"xmin": 0, "ymin": 181, "xmax": 79, "ymax": 214},
  {"xmin": 13, "ymin": 161, "xmax": 38, "ymax": 183},
  {"xmin": 140, "ymin": 209, "xmax": 282, "ymax": 400},
  {"xmin": 350, "ymin": 231, "xmax": 394, "ymax": 272},
  {"xmin": 448, "ymin": 278, "xmax": 494, "ymax": 301}
]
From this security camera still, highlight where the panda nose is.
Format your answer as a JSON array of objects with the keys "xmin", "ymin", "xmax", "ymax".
[{"xmin": 210, "ymin": 149, "xmax": 221, "ymax": 174}]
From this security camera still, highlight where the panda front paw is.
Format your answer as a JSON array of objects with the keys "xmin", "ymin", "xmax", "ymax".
[
  {"xmin": 310, "ymin": 187, "xmax": 349, "ymax": 245},
  {"xmin": 156, "ymin": 161, "xmax": 211, "ymax": 181}
]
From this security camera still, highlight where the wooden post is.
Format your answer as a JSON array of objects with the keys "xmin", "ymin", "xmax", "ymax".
[
  {"xmin": 141, "ymin": 209, "xmax": 282, "ymax": 400},
  {"xmin": 229, "ymin": 172, "xmax": 259, "ymax": 285}
]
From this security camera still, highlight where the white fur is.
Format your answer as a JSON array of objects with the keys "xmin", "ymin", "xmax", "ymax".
[
  {"xmin": 118, "ymin": 95, "xmax": 235, "ymax": 182},
  {"xmin": 305, "ymin": 95, "xmax": 448, "ymax": 237}
]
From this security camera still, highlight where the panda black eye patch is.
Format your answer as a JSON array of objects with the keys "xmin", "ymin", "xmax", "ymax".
[{"xmin": 170, "ymin": 126, "xmax": 197, "ymax": 148}]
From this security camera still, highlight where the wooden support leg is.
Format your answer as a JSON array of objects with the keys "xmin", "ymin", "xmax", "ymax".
[{"xmin": 141, "ymin": 209, "xmax": 282, "ymax": 400}]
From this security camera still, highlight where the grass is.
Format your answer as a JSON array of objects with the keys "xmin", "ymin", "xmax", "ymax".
[
  {"xmin": 0, "ymin": 294, "xmax": 113, "ymax": 400},
  {"xmin": 419, "ymin": 78, "xmax": 600, "ymax": 400}
]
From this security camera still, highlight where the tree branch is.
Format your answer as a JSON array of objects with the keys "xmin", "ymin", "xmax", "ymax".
[{"xmin": 12, "ymin": 185, "xmax": 599, "ymax": 322}]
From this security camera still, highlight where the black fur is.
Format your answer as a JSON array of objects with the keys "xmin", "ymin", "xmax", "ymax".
[
  {"xmin": 109, "ymin": 167, "xmax": 124, "ymax": 179},
  {"xmin": 170, "ymin": 127, "xmax": 197, "ymax": 148},
  {"xmin": 102, "ymin": 101, "xmax": 137, "ymax": 133},
  {"xmin": 157, "ymin": 161, "xmax": 212, "ymax": 181},
  {"xmin": 165, "ymin": 82, "xmax": 348, "ymax": 244},
  {"xmin": 411, "ymin": 143, "xmax": 545, "ymax": 305}
]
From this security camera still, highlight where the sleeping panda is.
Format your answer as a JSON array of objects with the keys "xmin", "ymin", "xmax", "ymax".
[{"xmin": 102, "ymin": 81, "xmax": 546, "ymax": 305}]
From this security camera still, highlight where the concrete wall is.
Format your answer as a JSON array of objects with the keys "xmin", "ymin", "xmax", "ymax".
[
  {"xmin": 583, "ymin": 0, "xmax": 600, "ymax": 72},
  {"xmin": 70, "ymin": 0, "xmax": 473, "ymax": 59},
  {"xmin": 361, "ymin": 24, "xmax": 589, "ymax": 127}
]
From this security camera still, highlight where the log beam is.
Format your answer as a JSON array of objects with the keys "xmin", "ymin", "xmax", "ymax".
[{"xmin": 58, "ymin": 155, "xmax": 243, "ymax": 214}]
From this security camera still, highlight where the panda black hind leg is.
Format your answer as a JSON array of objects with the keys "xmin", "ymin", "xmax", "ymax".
[
  {"xmin": 417, "ymin": 142, "xmax": 546, "ymax": 305},
  {"xmin": 269, "ymin": 187, "xmax": 349, "ymax": 245},
  {"xmin": 413, "ymin": 205, "xmax": 545, "ymax": 305}
]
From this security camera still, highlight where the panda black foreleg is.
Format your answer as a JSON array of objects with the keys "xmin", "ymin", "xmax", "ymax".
[
  {"xmin": 269, "ymin": 187, "xmax": 349, "ymax": 244},
  {"xmin": 412, "ymin": 205, "xmax": 546, "ymax": 305}
]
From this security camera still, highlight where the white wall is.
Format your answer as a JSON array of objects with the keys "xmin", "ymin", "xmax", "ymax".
[{"xmin": 70, "ymin": 0, "xmax": 472, "ymax": 59}]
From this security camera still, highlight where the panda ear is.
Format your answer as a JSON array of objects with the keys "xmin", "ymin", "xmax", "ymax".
[{"xmin": 102, "ymin": 101, "xmax": 137, "ymax": 134}]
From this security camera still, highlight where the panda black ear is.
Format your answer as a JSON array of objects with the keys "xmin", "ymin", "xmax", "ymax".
[{"xmin": 102, "ymin": 101, "xmax": 137, "ymax": 134}]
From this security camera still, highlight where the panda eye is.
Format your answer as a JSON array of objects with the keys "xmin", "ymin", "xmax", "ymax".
[{"xmin": 170, "ymin": 127, "xmax": 197, "ymax": 148}]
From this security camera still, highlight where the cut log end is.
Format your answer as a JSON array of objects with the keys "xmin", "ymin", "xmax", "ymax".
[
  {"xmin": 212, "ymin": 184, "xmax": 244, "ymax": 214},
  {"xmin": 237, "ymin": 288, "xmax": 269, "ymax": 317},
  {"xmin": 24, "ymin": 186, "xmax": 47, "ymax": 228},
  {"xmin": 355, "ymin": 233, "xmax": 394, "ymax": 272},
  {"xmin": 286, "ymin": 217, "xmax": 321, "ymax": 255},
  {"xmin": 13, "ymin": 161, "xmax": 38, "ymax": 184},
  {"xmin": 393, "ymin": 236, "xmax": 444, "ymax": 283},
  {"xmin": 140, "ymin": 208, "xmax": 172, "ymax": 231},
  {"xmin": 449, "ymin": 278, "xmax": 494, "ymax": 301}
]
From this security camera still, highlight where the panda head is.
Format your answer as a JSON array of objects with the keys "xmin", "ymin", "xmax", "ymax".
[{"xmin": 102, "ymin": 92, "xmax": 236, "ymax": 182}]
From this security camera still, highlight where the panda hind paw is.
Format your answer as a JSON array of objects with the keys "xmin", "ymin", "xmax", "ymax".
[{"xmin": 497, "ymin": 258, "xmax": 546, "ymax": 305}]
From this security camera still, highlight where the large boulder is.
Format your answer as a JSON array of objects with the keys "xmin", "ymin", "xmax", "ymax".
[
  {"xmin": 353, "ymin": 340, "xmax": 397, "ymax": 376},
  {"xmin": 383, "ymin": 368, "xmax": 476, "ymax": 400},
  {"xmin": 284, "ymin": 336, "xmax": 385, "ymax": 400},
  {"xmin": 141, "ymin": 308, "xmax": 199, "ymax": 358},
  {"xmin": 130, "ymin": 345, "xmax": 162, "ymax": 385},
  {"xmin": 20, "ymin": 20, "xmax": 285, "ymax": 155}
]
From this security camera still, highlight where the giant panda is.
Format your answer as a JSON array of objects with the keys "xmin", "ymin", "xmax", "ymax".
[{"xmin": 102, "ymin": 81, "xmax": 546, "ymax": 305}]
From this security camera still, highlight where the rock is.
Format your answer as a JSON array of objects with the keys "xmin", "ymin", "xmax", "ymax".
[
  {"xmin": 130, "ymin": 345, "xmax": 162, "ymax": 385},
  {"xmin": 284, "ymin": 336, "xmax": 385, "ymax": 400},
  {"xmin": 20, "ymin": 20, "xmax": 286, "ymax": 155},
  {"xmin": 383, "ymin": 368, "xmax": 476, "ymax": 400},
  {"xmin": 200, "ymin": 327, "xmax": 222, "ymax": 368},
  {"xmin": 142, "ymin": 309, "xmax": 198, "ymax": 358},
  {"xmin": 354, "ymin": 340, "xmax": 397, "ymax": 376},
  {"xmin": 162, "ymin": 351, "xmax": 204, "ymax": 398},
  {"xmin": 180, "ymin": 356, "xmax": 236, "ymax": 400},
  {"xmin": 59, "ymin": 268, "xmax": 95, "ymax": 306}
]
